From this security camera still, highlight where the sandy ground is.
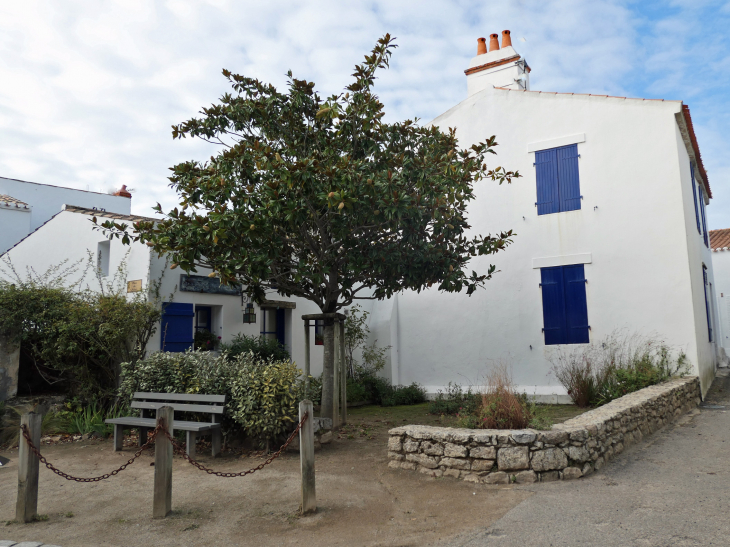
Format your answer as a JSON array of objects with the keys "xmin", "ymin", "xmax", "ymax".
[{"xmin": 0, "ymin": 417, "xmax": 531, "ymax": 547}]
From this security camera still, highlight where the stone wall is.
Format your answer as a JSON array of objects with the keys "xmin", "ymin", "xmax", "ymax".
[{"xmin": 387, "ymin": 377, "xmax": 700, "ymax": 484}]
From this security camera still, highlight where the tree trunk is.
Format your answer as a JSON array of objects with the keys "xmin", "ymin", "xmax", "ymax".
[{"xmin": 320, "ymin": 319, "xmax": 335, "ymax": 421}]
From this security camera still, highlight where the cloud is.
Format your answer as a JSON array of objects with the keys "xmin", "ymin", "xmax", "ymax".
[{"xmin": 0, "ymin": 0, "xmax": 728, "ymax": 227}]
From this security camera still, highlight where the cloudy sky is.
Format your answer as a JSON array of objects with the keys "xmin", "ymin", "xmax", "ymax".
[{"xmin": 1, "ymin": 0, "xmax": 729, "ymax": 227}]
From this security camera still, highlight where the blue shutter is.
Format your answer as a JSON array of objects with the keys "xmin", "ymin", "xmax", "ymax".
[
  {"xmin": 690, "ymin": 163, "xmax": 701, "ymax": 234},
  {"xmin": 160, "ymin": 302, "xmax": 194, "ymax": 352},
  {"xmin": 703, "ymin": 267, "xmax": 713, "ymax": 342},
  {"xmin": 699, "ymin": 185, "xmax": 709, "ymax": 247},
  {"xmin": 563, "ymin": 265, "xmax": 590, "ymax": 343},
  {"xmin": 557, "ymin": 144, "xmax": 581, "ymax": 212},
  {"xmin": 540, "ymin": 267, "xmax": 567, "ymax": 345},
  {"xmin": 535, "ymin": 149, "xmax": 559, "ymax": 215}
]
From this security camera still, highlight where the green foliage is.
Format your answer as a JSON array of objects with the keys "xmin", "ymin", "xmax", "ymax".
[
  {"xmin": 380, "ymin": 383, "xmax": 427, "ymax": 407},
  {"xmin": 220, "ymin": 334, "xmax": 290, "ymax": 362},
  {"xmin": 344, "ymin": 304, "xmax": 390, "ymax": 379},
  {"xmin": 229, "ymin": 358, "xmax": 302, "ymax": 446},
  {"xmin": 194, "ymin": 330, "xmax": 220, "ymax": 351},
  {"xmin": 309, "ymin": 370, "xmax": 425, "ymax": 407},
  {"xmin": 428, "ymin": 382, "xmax": 479, "ymax": 416},
  {"xmin": 0, "ymin": 257, "xmax": 161, "ymax": 405},
  {"xmin": 549, "ymin": 331, "xmax": 689, "ymax": 408},
  {"xmin": 98, "ymin": 35, "xmax": 518, "ymax": 315}
]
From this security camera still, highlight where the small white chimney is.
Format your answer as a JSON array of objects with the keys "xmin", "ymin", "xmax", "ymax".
[{"xmin": 465, "ymin": 30, "xmax": 530, "ymax": 96}]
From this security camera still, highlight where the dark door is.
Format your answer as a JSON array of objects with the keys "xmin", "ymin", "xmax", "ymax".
[{"xmin": 276, "ymin": 309, "xmax": 286, "ymax": 347}]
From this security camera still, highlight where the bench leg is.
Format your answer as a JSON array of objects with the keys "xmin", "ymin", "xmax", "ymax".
[
  {"xmin": 113, "ymin": 424, "xmax": 124, "ymax": 452},
  {"xmin": 138, "ymin": 427, "xmax": 148, "ymax": 447},
  {"xmin": 186, "ymin": 431, "xmax": 196, "ymax": 459},
  {"xmin": 211, "ymin": 429, "xmax": 222, "ymax": 458}
]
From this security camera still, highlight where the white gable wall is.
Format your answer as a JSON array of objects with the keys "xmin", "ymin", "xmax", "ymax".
[
  {"xmin": 0, "ymin": 206, "xmax": 32, "ymax": 255},
  {"xmin": 367, "ymin": 88, "xmax": 717, "ymax": 397}
]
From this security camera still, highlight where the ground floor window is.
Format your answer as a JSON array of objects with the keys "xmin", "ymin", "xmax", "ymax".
[
  {"xmin": 540, "ymin": 264, "xmax": 590, "ymax": 345},
  {"xmin": 703, "ymin": 265, "xmax": 713, "ymax": 342}
]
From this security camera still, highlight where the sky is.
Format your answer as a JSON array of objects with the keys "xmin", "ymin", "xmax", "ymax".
[{"xmin": 1, "ymin": 0, "xmax": 729, "ymax": 227}]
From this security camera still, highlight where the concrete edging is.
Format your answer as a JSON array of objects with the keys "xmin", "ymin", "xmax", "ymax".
[{"xmin": 387, "ymin": 376, "xmax": 701, "ymax": 483}]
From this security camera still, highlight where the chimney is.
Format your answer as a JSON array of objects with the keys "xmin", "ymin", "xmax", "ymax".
[
  {"xmin": 113, "ymin": 185, "xmax": 132, "ymax": 198},
  {"xmin": 464, "ymin": 29, "xmax": 531, "ymax": 96}
]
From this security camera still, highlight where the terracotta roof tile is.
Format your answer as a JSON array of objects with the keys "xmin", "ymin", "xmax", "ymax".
[
  {"xmin": 0, "ymin": 194, "xmax": 29, "ymax": 208},
  {"xmin": 62, "ymin": 204, "xmax": 156, "ymax": 223},
  {"xmin": 710, "ymin": 229, "xmax": 730, "ymax": 251}
]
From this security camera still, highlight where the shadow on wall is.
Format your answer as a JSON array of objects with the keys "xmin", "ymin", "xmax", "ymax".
[{"xmin": 0, "ymin": 335, "xmax": 20, "ymax": 401}]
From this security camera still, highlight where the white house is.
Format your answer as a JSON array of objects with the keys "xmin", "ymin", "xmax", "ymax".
[
  {"xmin": 364, "ymin": 30, "xmax": 719, "ymax": 399},
  {"xmin": 0, "ymin": 176, "xmax": 132, "ymax": 254},
  {"xmin": 0, "ymin": 205, "xmax": 326, "ymax": 375},
  {"xmin": 709, "ymin": 229, "xmax": 730, "ymax": 357}
]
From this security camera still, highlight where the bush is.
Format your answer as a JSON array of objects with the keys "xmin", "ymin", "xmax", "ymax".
[
  {"xmin": 380, "ymin": 383, "xmax": 427, "ymax": 407},
  {"xmin": 307, "ymin": 370, "xmax": 425, "ymax": 408},
  {"xmin": 220, "ymin": 334, "xmax": 290, "ymax": 362},
  {"xmin": 194, "ymin": 330, "xmax": 220, "ymax": 351},
  {"xmin": 549, "ymin": 331, "xmax": 689, "ymax": 408},
  {"xmin": 428, "ymin": 383, "xmax": 479, "ymax": 416}
]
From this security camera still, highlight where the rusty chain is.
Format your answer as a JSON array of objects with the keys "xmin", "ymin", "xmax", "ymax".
[
  {"xmin": 163, "ymin": 412, "xmax": 309, "ymax": 478},
  {"xmin": 19, "ymin": 411, "xmax": 309, "ymax": 482},
  {"xmin": 20, "ymin": 423, "xmax": 162, "ymax": 482}
]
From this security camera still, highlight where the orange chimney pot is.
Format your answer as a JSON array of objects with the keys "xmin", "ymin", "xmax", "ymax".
[
  {"xmin": 489, "ymin": 33, "xmax": 500, "ymax": 51},
  {"xmin": 114, "ymin": 185, "xmax": 132, "ymax": 198},
  {"xmin": 477, "ymin": 37, "xmax": 487, "ymax": 55},
  {"xmin": 501, "ymin": 30, "xmax": 512, "ymax": 48}
]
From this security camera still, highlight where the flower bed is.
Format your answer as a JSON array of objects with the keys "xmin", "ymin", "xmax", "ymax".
[{"xmin": 387, "ymin": 376, "xmax": 700, "ymax": 483}]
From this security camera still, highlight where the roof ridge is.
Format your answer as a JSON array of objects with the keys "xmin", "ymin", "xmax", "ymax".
[{"xmin": 493, "ymin": 87, "xmax": 682, "ymax": 103}]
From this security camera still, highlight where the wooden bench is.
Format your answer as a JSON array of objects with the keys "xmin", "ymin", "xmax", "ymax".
[{"xmin": 106, "ymin": 392, "xmax": 225, "ymax": 458}]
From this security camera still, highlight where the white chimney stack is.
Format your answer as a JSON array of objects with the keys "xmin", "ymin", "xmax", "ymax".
[{"xmin": 465, "ymin": 30, "xmax": 530, "ymax": 96}]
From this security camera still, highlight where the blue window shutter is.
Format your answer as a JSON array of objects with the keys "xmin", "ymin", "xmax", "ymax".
[
  {"xmin": 690, "ymin": 163, "xmax": 701, "ymax": 234},
  {"xmin": 556, "ymin": 144, "xmax": 581, "ymax": 212},
  {"xmin": 703, "ymin": 267, "xmax": 713, "ymax": 342},
  {"xmin": 160, "ymin": 302, "xmax": 194, "ymax": 352},
  {"xmin": 699, "ymin": 186, "xmax": 709, "ymax": 247},
  {"xmin": 563, "ymin": 265, "xmax": 590, "ymax": 344},
  {"xmin": 540, "ymin": 267, "xmax": 567, "ymax": 345},
  {"xmin": 535, "ymin": 149, "xmax": 559, "ymax": 215}
]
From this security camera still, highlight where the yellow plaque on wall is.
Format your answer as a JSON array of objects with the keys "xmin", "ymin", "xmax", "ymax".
[{"xmin": 126, "ymin": 279, "xmax": 143, "ymax": 293}]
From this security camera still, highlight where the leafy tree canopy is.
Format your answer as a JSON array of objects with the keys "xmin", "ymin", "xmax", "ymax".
[{"xmin": 99, "ymin": 35, "xmax": 519, "ymax": 313}]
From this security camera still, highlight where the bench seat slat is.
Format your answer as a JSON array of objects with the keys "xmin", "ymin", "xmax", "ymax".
[
  {"xmin": 133, "ymin": 392, "xmax": 225, "ymax": 403},
  {"xmin": 105, "ymin": 417, "xmax": 220, "ymax": 432},
  {"xmin": 131, "ymin": 401, "xmax": 224, "ymax": 414}
]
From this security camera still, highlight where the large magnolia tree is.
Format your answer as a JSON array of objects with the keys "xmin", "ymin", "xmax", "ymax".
[{"xmin": 100, "ymin": 35, "xmax": 519, "ymax": 420}]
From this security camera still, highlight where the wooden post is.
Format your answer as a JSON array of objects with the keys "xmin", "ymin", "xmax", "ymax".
[
  {"xmin": 332, "ymin": 321, "xmax": 341, "ymax": 429},
  {"xmin": 339, "ymin": 320, "xmax": 347, "ymax": 426},
  {"xmin": 16, "ymin": 412, "xmax": 42, "ymax": 523},
  {"xmin": 153, "ymin": 406, "xmax": 174, "ymax": 518},
  {"xmin": 299, "ymin": 400, "xmax": 316, "ymax": 515},
  {"xmin": 304, "ymin": 319, "xmax": 311, "ymax": 399}
]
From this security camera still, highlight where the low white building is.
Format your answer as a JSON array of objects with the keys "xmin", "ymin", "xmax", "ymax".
[
  {"xmin": 0, "ymin": 176, "xmax": 132, "ymax": 254},
  {"xmin": 709, "ymin": 229, "xmax": 730, "ymax": 357},
  {"xmin": 0, "ymin": 205, "xmax": 326, "ymax": 373},
  {"xmin": 364, "ymin": 30, "xmax": 719, "ymax": 398}
]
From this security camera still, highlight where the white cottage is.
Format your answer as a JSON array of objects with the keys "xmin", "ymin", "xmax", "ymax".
[
  {"xmin": 364, "ymin": 31, "xmax": 719, "ymax": 398},
  {"xmin": 0, "ymin": 205, "xmax": 325, "ymax": 374},
  {"xmin": 709, "ymin": 229, "xmax": 730, "ymax": 356}
]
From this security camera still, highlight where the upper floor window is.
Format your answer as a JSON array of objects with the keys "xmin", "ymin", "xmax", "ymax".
[
  {"xmin": 535, "ymin": 144, "xmax": 581, "ymax": 215},
  {"xmin": 690, "ymin": 162, "xmax": 702, "ymax": 235},
  {"xmin": 691, "ymin": 161, "xmax": 709, "ymax": 248}
]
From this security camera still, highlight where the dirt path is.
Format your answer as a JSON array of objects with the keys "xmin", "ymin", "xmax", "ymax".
[{"xmin": 0, "ymin": 417, "xmax": 530, "ymax": 547}]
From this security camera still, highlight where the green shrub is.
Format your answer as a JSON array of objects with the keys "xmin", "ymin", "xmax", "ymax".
[
  {"xmin": 428, "ymin": 382, "xmax": 479, "ymax": 416},
  {"xmin": 194, "ymin": 330, "xmax": 220, "ymax": 351},
  {"xmin": 380, "ymin": 383, "xmax": 427, "ymax": 407},
  {"xmin": 220, "ymin": 334, "xmax": 290, "ymax": 362}
]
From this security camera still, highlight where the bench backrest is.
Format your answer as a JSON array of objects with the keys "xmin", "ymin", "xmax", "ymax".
[{"xmin": 131, "ymin": 392, "xmax": 226, "ymax": 423}]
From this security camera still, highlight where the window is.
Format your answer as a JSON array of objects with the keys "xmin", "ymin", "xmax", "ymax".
[
  {"xmin": 703, "ymin": 266, "xmax": 713, "ymax": 342},
  {"xmin": 195, "ymin": 306, "xmax": 212, "ymax": 333},
  {"xmin": 690, "ymin": 162, "xmax": 701, "ymax": 235},
  {"xmin": 96, "ymin": 240, "xmax": 110, "ymax": 277},
  {"xmin": 540, "ymin": 264, "xmax": 589, "ymax": 345},
  {"xmin": 698, "ymin": 182, "xmax": 709, "ymax": 248},
  {"xmin": 535, "ymin": 144, "xmax": 581, "ymax": 215}
]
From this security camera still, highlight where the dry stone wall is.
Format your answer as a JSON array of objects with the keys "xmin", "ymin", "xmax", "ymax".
[{"xmin": 387, "ymin": 377, "xmax": 700, "ymax": 483}]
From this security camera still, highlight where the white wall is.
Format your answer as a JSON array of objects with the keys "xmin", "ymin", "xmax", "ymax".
[
  {"xmin": 0, "ymin": 206, "xmax": 31, "ymax": 254},
  {"xmin": 711, "ymin": 251, "xmax": 730, "ymax": 353},
  {"xmin": 0, "ymin": 177, "xmax": 131, "ymax": 233},
  {"xmin": 367, "ymin": 87, "xmax": 717, "ymax": 397}
]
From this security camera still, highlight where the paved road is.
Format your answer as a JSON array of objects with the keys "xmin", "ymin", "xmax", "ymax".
[{"xmin": 441, "ymin": 368, "xmax": 730, "ymax": 547}]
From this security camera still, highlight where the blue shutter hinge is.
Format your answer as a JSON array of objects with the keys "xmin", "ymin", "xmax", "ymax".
[
  {"xmin": 539, "ymin": 283, "xmax": 542, "ymax": 287},
  {"xmin": 578, "ymin": 154, "xmax": 581, "ymax": 158},
  {"xmin": 580, "ymin": 195, "xmax": 584, "ymax": 200},
  {"xmin": 541, "ymin": 328, "xmax": 544, "ymax": 333},
  {"xmin": 588, "ymin": 326, "xmax": 592, "ymax": 331},
  {"xmin": 533, "ymin": 162, "xmax": 536, "ymax": 166}
]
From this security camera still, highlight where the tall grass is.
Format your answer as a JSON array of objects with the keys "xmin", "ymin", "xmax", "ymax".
[{"xmin": 549, "ymin": 331, "xmax": 689, "ymax": 408}]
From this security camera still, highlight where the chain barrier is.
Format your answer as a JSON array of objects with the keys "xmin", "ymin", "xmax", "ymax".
[
  {"xmin": 20, "ymin": 411, "xmax": 309, "ymax": 482},
  {"xmin": 20, "ymin": 423, "xmax": 162, "ymax": 482},
  {"xmin": 163, "ymin": 411, "xmax": 308, "ymax": 478}
]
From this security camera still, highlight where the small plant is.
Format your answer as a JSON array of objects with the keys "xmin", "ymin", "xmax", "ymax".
[
  {"xmin": 31, "ymin": 514, "xmax": 49, "ymax": 522},
  {"xmin": 428, "ymin": 383, "xmax": 479, "ymax": 416},
  {"xmin": 65, "ymin": 512, "xmax": 74, "ymax": 518},
  {"xmin": 194, "ymin": 330, "xmax": 220, "ymax": 351},
  {"xmin": 220, "ymin": 334, "xmax": 290, "ymax": 362}
]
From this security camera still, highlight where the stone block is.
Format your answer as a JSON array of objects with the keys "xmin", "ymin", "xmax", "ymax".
[
  {"xmin": 470, "ymin": 459, "xmax": 495, "ymax": 472},
  {"xmin": 530, "ymin": 448, "xmax": 568, "ymax": 472},
  {"xmin": 400, "ymin": 461, "xmax": 417, "ymax": 470},
  {"xmin": 569, "ymin": 429, "xmax": 588, "ymax": 442},
  {"xmin": 388, "ymin": 452, "xmax": 405, "ymax": 461},
  {"xmin": 442, "ymin": 468, "xmax": 461, "ymax": 479},
  {"xmin": 419, "ymin": 466, "xmax": 443, "ymax": 477},
  {"xmin": 422, "ymin": 441, "xmax": 444, "ymax": 456},
  {"xmin": 470, "ymin": 446, "xmax": 496, "ymax": 459},
  {"xmin": 566, "ymin": 445, "xmax": 591, "ymax": 463},
  {"xmin": 582, "ymin": 463, "xmax": 594, "ymax": 477},
  {"xmin": 471, "ymin": 432, "xmax": 496, "ymax": 444},
  {"xmin": 404, "ymin": 439, "xmax": 420, "ymax": 453},
  {"xmin": 511, "ymin": 431, "xmax": 537, "ymax": 444},
  {"xmin": 387, "ymin": 437, "xmax": 403, "ymax": 452},
  {"xmin": 320, "ymin": 431, "xmax": 333, "ymax": 444},
  {"xmin": 497, "ymin": 447, "xmax": 529, "ymax": 471},
  {"xmin": 444, "ymin": 443, "xmax": 468, "ymax": 457},
  {"xmin": 406, "ymin": 453, "xmax": 439, "ymax": 469},
  {"xmin": 562, "ymin": 467, "xmax": 583, "ymax": 480},
  {"xmin": 514, "ymin": 470, "xmax": 537, "ymax": 483},
  {"xmin": 440, "ymin": 457, "xmax": 471, "ymax": 470},
  {"xmin": 539, "ymin": 430, "xmax": 569, "ymax": 445},
  {"xmin": 463, "ymin": 473, "xmax": 482, "ymax": 483},
  {"xmin": 483, "ymin": 471, "xmax": 510, "ymax": 484},
  {"xmin": 540, "ymin": 471, "xmax": 560, "ymax": 482},
  {"xmin": 388, "ymin": 460, "xmax": 402, "ymax": 469}
]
